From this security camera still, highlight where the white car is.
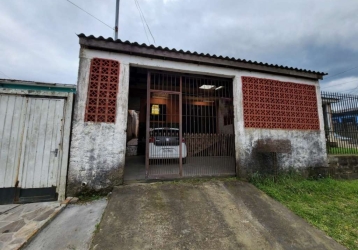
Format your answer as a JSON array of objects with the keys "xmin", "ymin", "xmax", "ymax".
[{"xmin": 149, "ymin": 128, "xmax": 187, "ymax": 164}]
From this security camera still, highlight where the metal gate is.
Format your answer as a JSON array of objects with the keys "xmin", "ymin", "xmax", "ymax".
[
  {"xmin": 145, "ymin": 71, "xmax": 235, "ymax": 179},
  {"xmin": 0, "ymin": 95, "xmax": 65, "ymax": 204}
]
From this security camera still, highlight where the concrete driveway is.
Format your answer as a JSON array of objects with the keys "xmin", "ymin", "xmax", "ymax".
[{"xmin": 91, "ymin": 180, "xmax": 345, "ymax": 250}]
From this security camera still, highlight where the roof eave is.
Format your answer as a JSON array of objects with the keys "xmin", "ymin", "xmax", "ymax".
[{"xmin": 79, "ymin": 36, "xmax": 325, "ymax": 80}]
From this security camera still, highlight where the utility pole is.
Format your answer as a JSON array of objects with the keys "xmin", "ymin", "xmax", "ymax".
[{"xmin": 114, "ymin": 0, "xmax": 120, "ymax": 40}]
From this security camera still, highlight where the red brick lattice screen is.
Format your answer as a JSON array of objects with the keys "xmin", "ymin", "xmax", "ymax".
[
  {"xmin": 85, "ymin": 58, "xmax": 119, "ymax": 123},
  {"xmin": 242, "ymin": 76, "xmax": 319, "ymax": 130}
]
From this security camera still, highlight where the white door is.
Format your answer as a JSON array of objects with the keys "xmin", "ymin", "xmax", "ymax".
[
  {"xmin": 0, "ymin": 94, "xmax": 28, "ymax": 189},
  {"xmin": 18, "ymin": 97, "xmax": 65, "ymax": 189},
  {"xmin": 0, "ymin": 95, "xmax": 65, "ymax": 204}
]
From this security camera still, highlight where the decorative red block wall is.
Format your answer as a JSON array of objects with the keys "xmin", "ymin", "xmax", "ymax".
[
  {"xmin": 242, "ymin": 76, "xmax": 319, "ymax": 130},
  {"xmin": 85, "ymin": 58, "xmax": 120, "ymax": 123}
]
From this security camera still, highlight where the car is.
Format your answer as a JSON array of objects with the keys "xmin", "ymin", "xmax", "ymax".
[{"xmin": 149, "ymin": 128, "xmax": 187, "ymax": 164}]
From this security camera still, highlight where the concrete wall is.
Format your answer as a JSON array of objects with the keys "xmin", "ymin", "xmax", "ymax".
[
  {"xmin": 67, "ymin": 47, "xmax": 327, "ymax": 195},
  {"xmin": 307, "ymin": 155, "xmax": 358, "ymax": 179},
  {"xmin": 67, "ymin": 49, "xmax": 129, "ymax": 196},
  {"xmin": 327, "ymin": 155, "xmax": 358, "ymax": 179}
]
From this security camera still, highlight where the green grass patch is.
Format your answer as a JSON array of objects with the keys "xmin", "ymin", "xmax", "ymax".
[
  {"xmin": 77, "ymin": 189, "xmax": 107, "ymax": 203},
  {"xmin": 250, "ymin": 174, "xmax": 358, "ymax": 249},
  {"xmin": 172, "ymin": 176, "xmax": 238, "ymax": 184},
  {"xmin": 328, "ymin": 147, "xmax": 358, "ymax": 154}
]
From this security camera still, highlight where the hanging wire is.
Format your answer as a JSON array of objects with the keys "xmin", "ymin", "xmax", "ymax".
[
  {"xmin": 65, "ymin": 0, "xmax": 114, "ymax": 30},
  {"xmin": 322, "ymin": 79, "xmax": 358, "ymax": 90},
  {"xmin": 0, "ymin": 69, "xmax": 10, "ymax": 79},
  {"xmin": 134, "ymin": 0, "xmax": 150, "ymax": 44},
  {"xmin": 134, "ymin": 0, "xmax": 156, "ymax": 44},
  {"xmin": 325, "ymin": 65, "xmax": 358, "ymax": 79}
]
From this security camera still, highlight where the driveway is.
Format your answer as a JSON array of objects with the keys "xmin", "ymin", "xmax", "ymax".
[{"xmin": 91, "ymin": 180, "xmax": 345, "ymax": 250}]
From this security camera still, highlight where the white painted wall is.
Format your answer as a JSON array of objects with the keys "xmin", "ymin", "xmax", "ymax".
[
  {"xmin": 67, "ymin": 50, "xmax": 129, "ymax": 195},
  {"xmin": 68, "ymin": 47, "xmax": 327, "ymax": 194}
]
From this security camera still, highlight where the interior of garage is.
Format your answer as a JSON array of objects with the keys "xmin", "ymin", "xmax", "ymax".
[{"xmin": 124, "ymin": 66, "xmax": 236, "ymax": 181}]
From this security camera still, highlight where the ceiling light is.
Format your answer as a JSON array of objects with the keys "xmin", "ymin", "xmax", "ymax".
[
  {"xmin": 215, "ymin": 86, "xmax": 224, "ymax": 90},
  {"xmin": 151, "ymin": 104, "xmax": 160, "ymax": 115},
  {"xmin": 199, "ymin": 85, "xmax": 215, "ymax": 90}
]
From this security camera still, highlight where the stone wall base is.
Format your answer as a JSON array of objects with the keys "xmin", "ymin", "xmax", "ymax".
[{"xmin": 308, "ymin": 155, "xmax": 358, "ymax": 179}]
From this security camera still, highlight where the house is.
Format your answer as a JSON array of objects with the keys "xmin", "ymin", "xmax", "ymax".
[
  {"xmin": 66, "ymin": 34, "xmax": 327, "ymax": 196},
  {"xmin": 0, "ymin": 79, "xmax": 75, "ymax": 204},
  {"xmin": 332, "ymin": 108, "xmax": 358, "ymax": 127}
]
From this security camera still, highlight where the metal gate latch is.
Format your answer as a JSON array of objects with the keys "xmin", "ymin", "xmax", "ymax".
[{"xmin": 51, "ymin": 149, "xmax": 59, "ymax": 157}]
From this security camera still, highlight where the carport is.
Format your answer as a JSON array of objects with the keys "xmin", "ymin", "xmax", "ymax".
[{"xmin": 124, "ymin": 67, "xmax": 236, "ymax": 180}]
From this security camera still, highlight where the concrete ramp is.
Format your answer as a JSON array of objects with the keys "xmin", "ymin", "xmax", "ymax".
[{"xmin": 91, "ymin": 181, "xmax": 345, "ymax": 250}]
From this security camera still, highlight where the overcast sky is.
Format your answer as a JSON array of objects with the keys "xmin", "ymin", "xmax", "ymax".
[{"xmin": 0, "ymin": 0, "xmax": 357, "ymax": 93}]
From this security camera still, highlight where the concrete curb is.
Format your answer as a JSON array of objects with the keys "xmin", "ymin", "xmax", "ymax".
[{"xmin": 17, "ymin": 198, "xmax": 72, "ymax": 250}]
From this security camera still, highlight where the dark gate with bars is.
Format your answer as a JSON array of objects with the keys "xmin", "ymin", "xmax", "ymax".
[{"xmin": 145, "ymin": 71, "xmax": 236, "ymax": 179}]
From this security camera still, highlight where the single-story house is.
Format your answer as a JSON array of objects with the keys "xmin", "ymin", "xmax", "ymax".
[{"xmin": 66, "ymin": 34, "xmax": 327, "ymax": 196}]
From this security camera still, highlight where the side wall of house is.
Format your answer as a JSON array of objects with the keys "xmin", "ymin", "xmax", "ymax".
[
  {"xmin": 67, "ymin": 48, "xmax": 327, "ymax": 195},
  {"xmin": 233, "ymin": 72, "xmax": 327, "ymax": 176},
  {"xmin": 67, "ymin": 49, "xmax": 129, "ymax": 196}
]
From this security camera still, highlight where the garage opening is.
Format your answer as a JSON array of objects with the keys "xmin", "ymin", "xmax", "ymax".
[{"xmin": 124, "ymin": 67, "xmax": 236, "ymax": 181}]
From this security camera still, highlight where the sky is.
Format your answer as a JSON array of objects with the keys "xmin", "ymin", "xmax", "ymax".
[{"xmin": 0, "ymin": 0, "xmax": 357, "ymax": 93}]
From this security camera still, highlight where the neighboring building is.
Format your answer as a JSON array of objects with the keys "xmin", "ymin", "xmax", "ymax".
[
  {"xmin": 332, "ymin": 108, "xmax": 358, "ymax": 126},
  {"xmin": 0, "ymin": 79, "xmax": 75, "ymax": 204},
  {"xmin": 67, "ymin": 34, "xmax": 327, "ymax": 196},
  {"xmin": 321, "ymin": 96, "xmax": 339, "ymax": 132}
]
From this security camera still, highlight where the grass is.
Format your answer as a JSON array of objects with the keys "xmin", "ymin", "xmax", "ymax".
[
  {"xmin": 78, "ymin": 192, "xmax": 106, "ymax": 202},
  {"xmin": 171, "ymin": 176, "xmax": 238, "ymax": 184},
  {"xmin": 250, "ymin": 174, "xmax": 358, "ymax": 250},
  {"xmin": 94, "ymin": 223, "xmax": 100, "ymax": 233},
  {"xmin": 328, "ymin": 147, "xmax": 358, "ymax": 154}
]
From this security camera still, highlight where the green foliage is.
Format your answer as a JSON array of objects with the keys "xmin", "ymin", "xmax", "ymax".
[
  {"xmin": 171, "ymin": 176, "xmax": 238, "ymax": 184},
  {"xmin": 250, "ymin": 175, "xmax": 358, "ymax": 250},
  {"xmin": 328, "ymin": 147, "xmax": 358, "ymax": 154},
  {"xmin": 78, "ymin": 191, "xmax": 106, "ymax": 202},
  {"xmin": 95, "ymin": 223, "xmax": 100, "ymax": 232}
]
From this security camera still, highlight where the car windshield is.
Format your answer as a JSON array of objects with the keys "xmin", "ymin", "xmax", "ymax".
[{"xmin": 151, "ymin": 129, "xmax": 179, "ymax": 137}]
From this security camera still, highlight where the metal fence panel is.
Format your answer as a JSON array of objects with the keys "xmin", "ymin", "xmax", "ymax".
[
  {"xmin": 145, "ymin": 70, "xmax": 236, "ymax": 178},
  {"xmin": 321, "ymin": 91, "xmax": 358, "ymax": 154}
]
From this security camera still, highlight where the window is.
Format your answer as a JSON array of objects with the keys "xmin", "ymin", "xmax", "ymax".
[{"xmin": 85, "ymin": 58, "xmax": 119, "ymax": 123}]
